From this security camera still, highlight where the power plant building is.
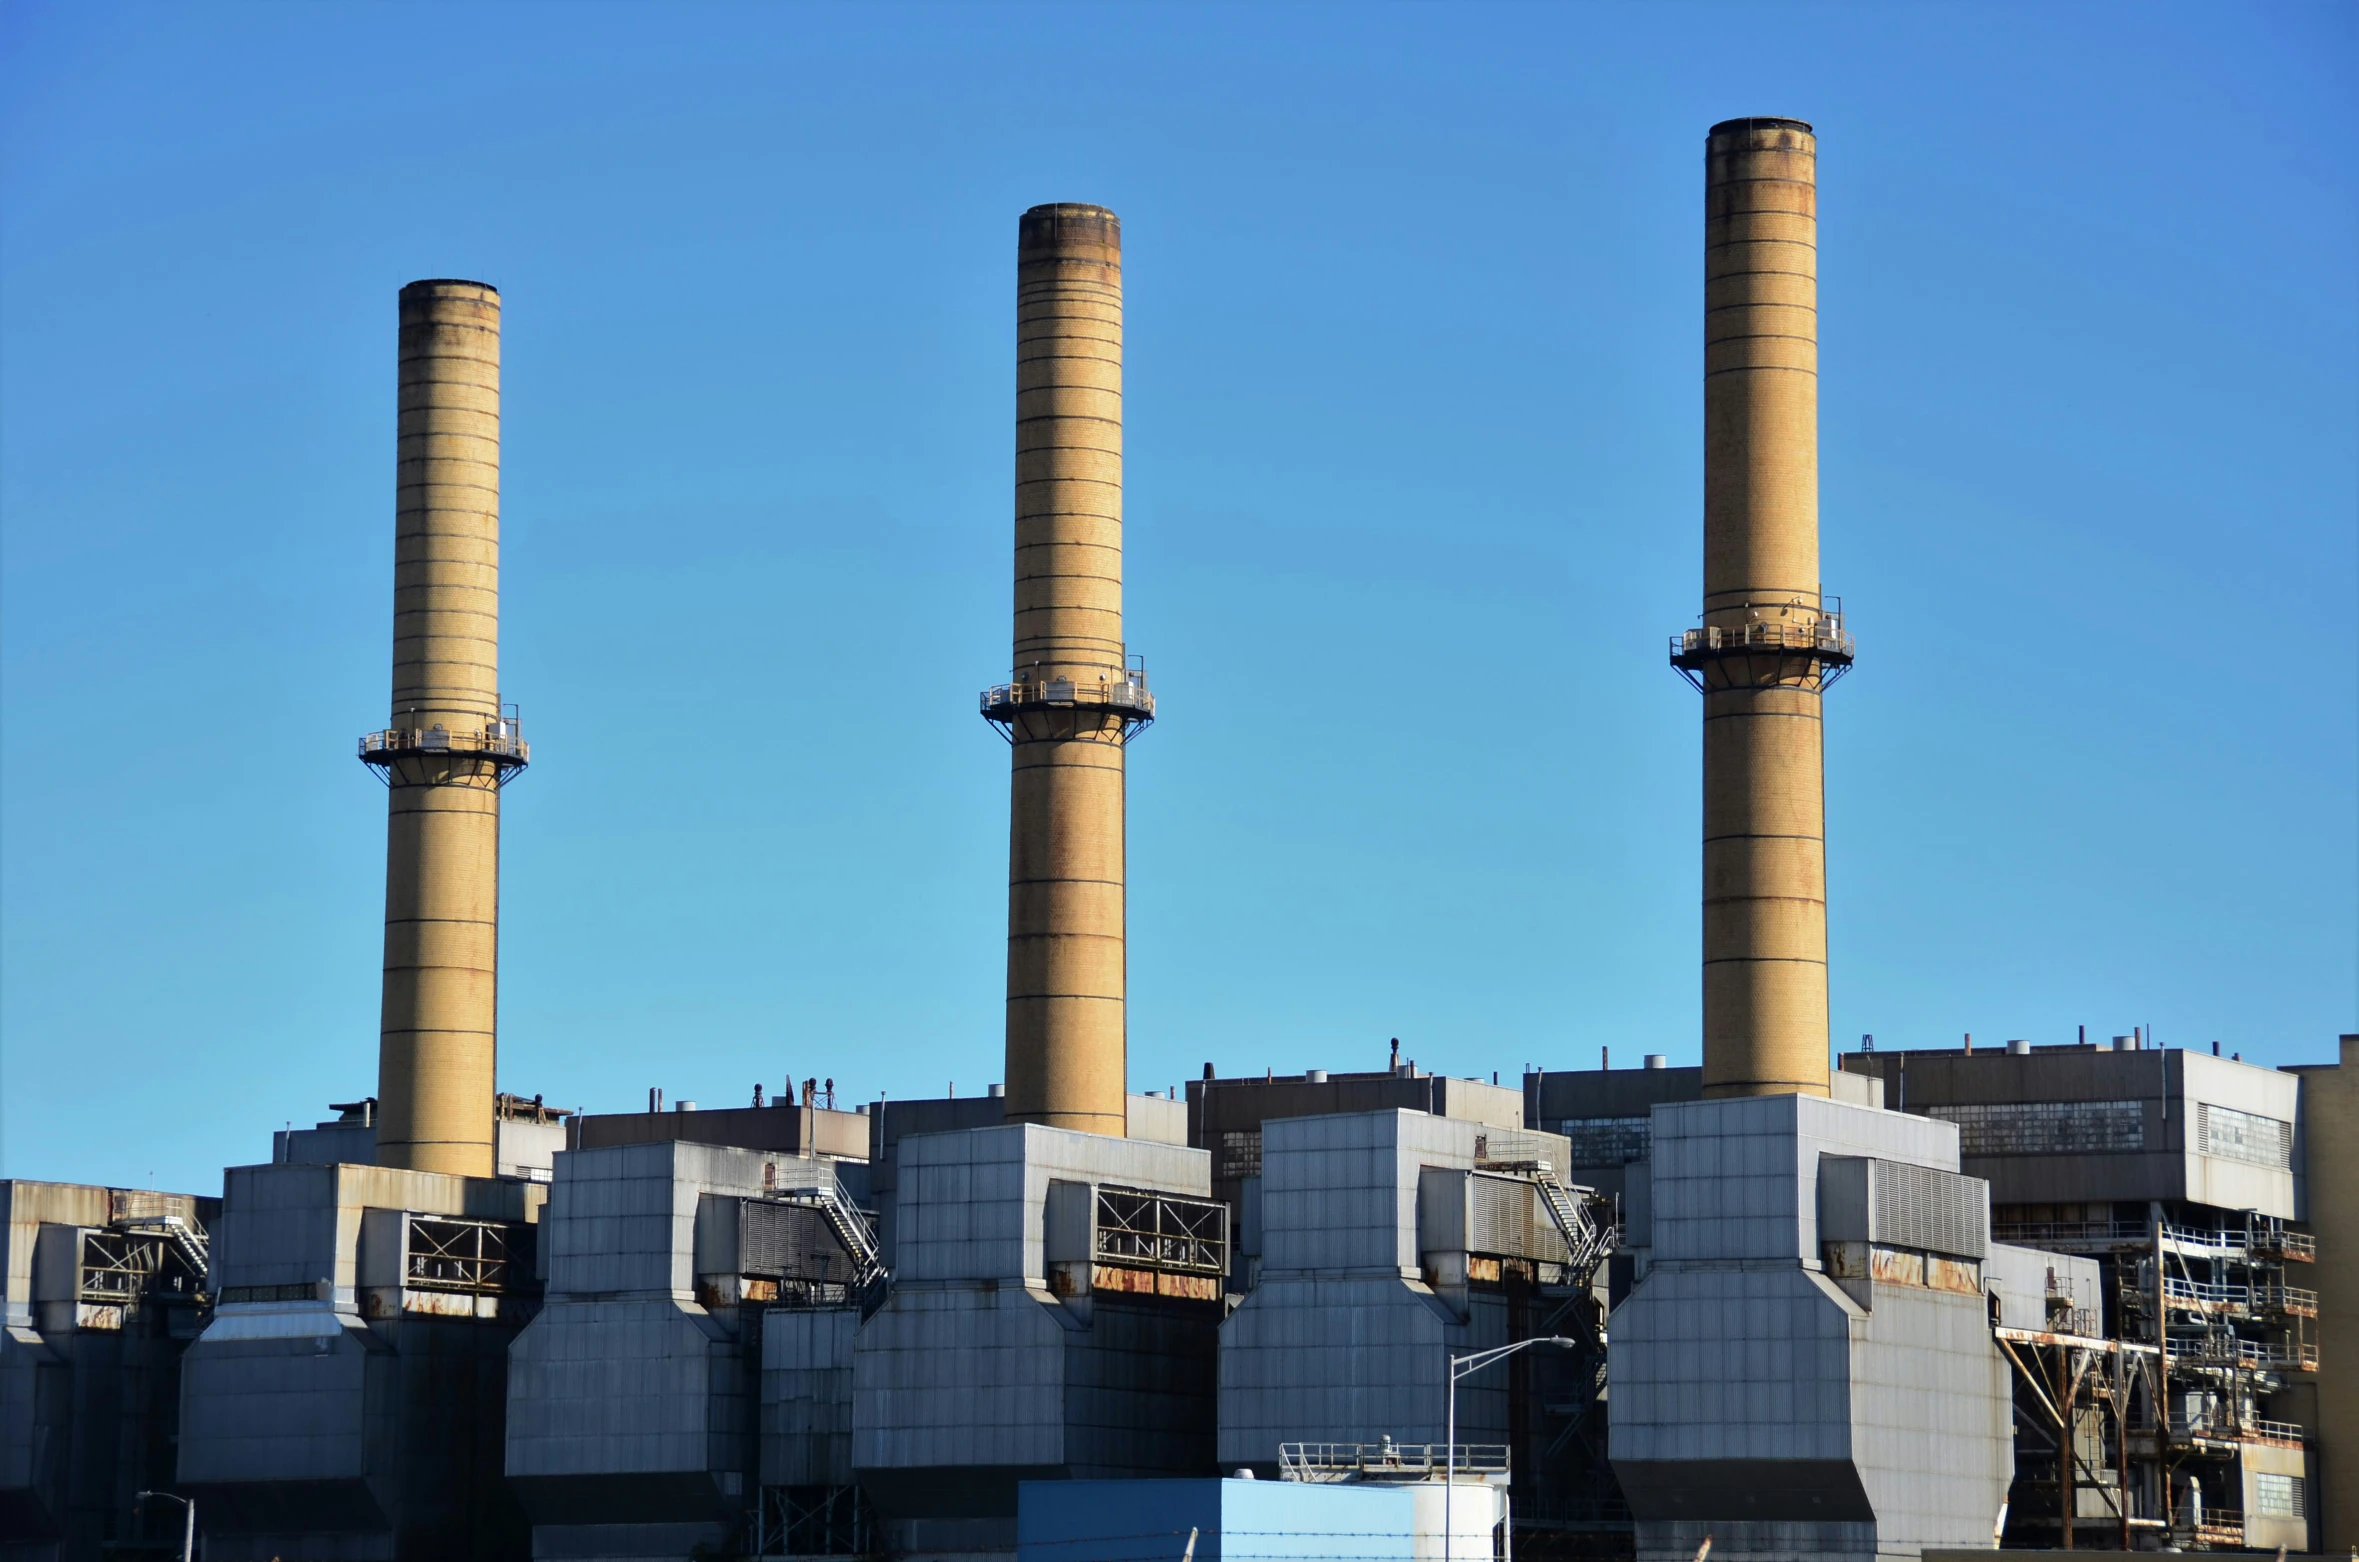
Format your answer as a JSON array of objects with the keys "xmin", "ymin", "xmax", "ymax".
[
  {"xmin": 1840, "ymin": 1039, "xmax": 2324, "ymax": 1552},
  {"xmin": 174, "ymin": 1163, "xmax": 542, "ymax": 1559},
  {"xmin": 1608, "ymin": 1095, "xmax": 2013, "ymax": 1559},
  {"xmin": 0, "ymin": 1182, "xmax": 213, "ymax": 1558},
  {"xmin": 10, "ymin": 122, "xmax": 2349, "ymax": 1562},
  {"xmin": 851, "ymin": 1126, "xmax": 1225, "ymax": 1554},
  {"xmin": 502, "ymin": 1141, "xmax": 873, "ymax": 1559},
  {"xmin": 1214, "ymin": 1110, "xmax": 1619, "ymax": 1528}
]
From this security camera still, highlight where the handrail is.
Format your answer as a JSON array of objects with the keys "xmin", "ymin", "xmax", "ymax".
[
  {"xmin": 2162, "ymin": 1275, "xmax": 2250, "ymax": 1306},
  {"xmin": 1277, "ymin": 1441, "xmax": 1510, "ymax": 1483},
  {"xmin": 979, "ymin": 672, "xmax": 1154, "ymax": 714},
  {"xmin": 2171, "ymin": 1335, "xmax": 2318, "ymax": 1370},
  {"xmin": 979, "ymin": 666, "xmax": 1158, "ymax": 745},
  {"xmin": 2159, "ymin": 1222, "xmax": 2244, "ymax": 1252},
  {"xmin": 2149, "ymin": 1221, "xmax": 2316, "ymax": 1262},
  {"xmin": 2253, "ymin": 1282, "xmax": 2320, "ymax": 1311},
  {"xmin": 2158, "ymin": 1276, "xmax": 2319, "ymax": 1313},
  {"xmin": 1993, "ymin": 1218, "xmax": 2153, "ymax": 1245},
  {"xmin": 2184, "ymin": 1510, "xmax": 2246, "ymax": 1544},
  {"xmin": 359, "ymin": 726, "xmax": 530, "ymax": 763},
  {"xmin": 2171, "ymin": 1415, "xmax": 2307, "ymax": 1445},
  {"xmin": 1669, "ymin": 618, "xmax": 1855, "ymax": 659}
]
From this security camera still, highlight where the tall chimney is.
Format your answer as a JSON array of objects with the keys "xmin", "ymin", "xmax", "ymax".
[
  {"xmin": 361, "ymin": 279, "xmax": 528, "ymax": 1175},
  {"xmin": 1671, "ymin": 120, "xmax": 1853, "ymax": 1099},
  {"xmin": 982, "ymin": 204, "xmax": 1152, "ymax": 1135}
]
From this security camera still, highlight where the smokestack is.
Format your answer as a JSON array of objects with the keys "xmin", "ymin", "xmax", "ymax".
[
  {"xmin": 982, "ymin": 204, "xmax": 1152, "ymax": 1135},
  {"xmin": 360, "ymin": 280, "xmax": 527, "ymax": 1175},
  {"xmin": 1671, "ymin": 120, "xmax": 1852, "ymax": 1099}
]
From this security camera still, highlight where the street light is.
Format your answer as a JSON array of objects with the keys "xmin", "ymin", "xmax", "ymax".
[
  {"xmin": 135, "ymin": 1491, "xmax": 195, "ymax": 1562},
  {"xmin": 1445, "ymin": 1336, "xmax": 1579, "ymax": 1561}
]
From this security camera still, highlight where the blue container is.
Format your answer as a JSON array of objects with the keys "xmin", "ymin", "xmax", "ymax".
[{"xmin": 1018, "ymin": 1476, "xmax": 1415, "ymax": 1561}]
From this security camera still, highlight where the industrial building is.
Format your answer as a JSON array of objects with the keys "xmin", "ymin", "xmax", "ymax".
[
  {"xmin": 1838, "ymin": 1039, "xmax": 2321, "ymax": 1552},
  {"xmin": 501, "ymin": 1140, "xmax": 871, "ymax": 1558},
  {"xmin": 1, "ymin": 1182, "xmax": 213, "ymax": 1557},
  {"xmin": 176, "ymin": 1162, "xmax": 543, "ymax": 1558},
  {"xmin": 1529, "ymin": 1036, "xmax": 2340, "ymax": 1554},
  {"xmin": 2, "ymin": 118, "xmax": 2350, "ymax": 1562}
]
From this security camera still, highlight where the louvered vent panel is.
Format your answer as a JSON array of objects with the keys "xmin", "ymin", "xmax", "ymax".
[
  {"xmin": 1869, "ymin": 1160, "xmax": 1987, "ymax": 1259},
  {"xmin": 740, "ymin": 1201, "xmax": 794, "ymax": 1275},
  {"xmin": 1471, "ymin": 1175, "xmax": 1526, "ymax": 1257},
  {"xmin": 739, "ymin": 1202, "xmax": 852, "ymax": 1281},
  {"xmin": 1465, "ymin": 1174, "xmax": 1571, "ymax": 1263}
]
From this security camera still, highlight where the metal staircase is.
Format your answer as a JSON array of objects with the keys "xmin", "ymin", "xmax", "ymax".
[
  {"xmin": 1470, "ymin": 1156, "xmax": 1617, "ymax": 1314},
  {"xmin": 1531, "ymin": 1166, "xmax": 1615, "ymax": 1289},
  {"xmin": 1515, "ymin": 1162, "xmax": 1631, "ymax": 1539},
  {"xmin": 774, "ymin": 1184, "xmax": 888, "ymax": 1313},
  {"xmin": 118, "ymin": 1213, "xmax": 211, "ymax": 1288}
]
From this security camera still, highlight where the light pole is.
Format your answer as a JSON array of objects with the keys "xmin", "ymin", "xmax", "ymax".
[
  {"xmin": 135, "ymin": 1491, "xmax": 195, "ymax": 1562},
  {"xmin": 1444, "ymin": 1335, "xmax": 1578, "ymax": 1561}
]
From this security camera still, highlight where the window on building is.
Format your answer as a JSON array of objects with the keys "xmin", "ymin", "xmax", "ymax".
[
  {"xmin": 2252, "ymin": 1472, "xmax": 2305, "ymax": 1518},
  {"xmin": 2195, "ymin": 1103, "xmax": 2293, "ymax": 1170},
  {"xmin": 1554, "ymin": 1116, "xmax": 1652, "ymax": 1167},
  {"xmin": 1921, "ymin": 1099, "xmax": 2145, "ymax": 1155}
]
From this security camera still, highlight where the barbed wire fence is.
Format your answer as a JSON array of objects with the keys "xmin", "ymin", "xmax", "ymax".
[{"xmin": 1010, "ymin": 1523, "xmax": 1506, "ymax": 1560}]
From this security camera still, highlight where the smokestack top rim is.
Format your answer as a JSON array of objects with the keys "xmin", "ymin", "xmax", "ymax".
[
  {"xmin": 400, "ymin": 277, "xmax": 501, "ymax": 297},
  {"xmin": 1019, "ymin": 202, "xmax": 1122, "ymax": 259},
  {"xmin": 1021, "ymin": 201, "xmax": 1119, "ymax": 222},
  {"xmin": 1708, "ymin": 116, "xmax": 1813, "ymax": 138}
]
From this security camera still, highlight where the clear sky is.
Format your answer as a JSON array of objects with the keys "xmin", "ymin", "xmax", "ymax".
[{"xmin": 3, "ymin": 1, "xmax": 2352, "ymax": 1193}]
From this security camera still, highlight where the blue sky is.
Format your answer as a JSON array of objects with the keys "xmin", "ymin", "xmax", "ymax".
[{"xmin": 3, "ymin": 1, "xmax": 2352, "ymax": 1192}]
